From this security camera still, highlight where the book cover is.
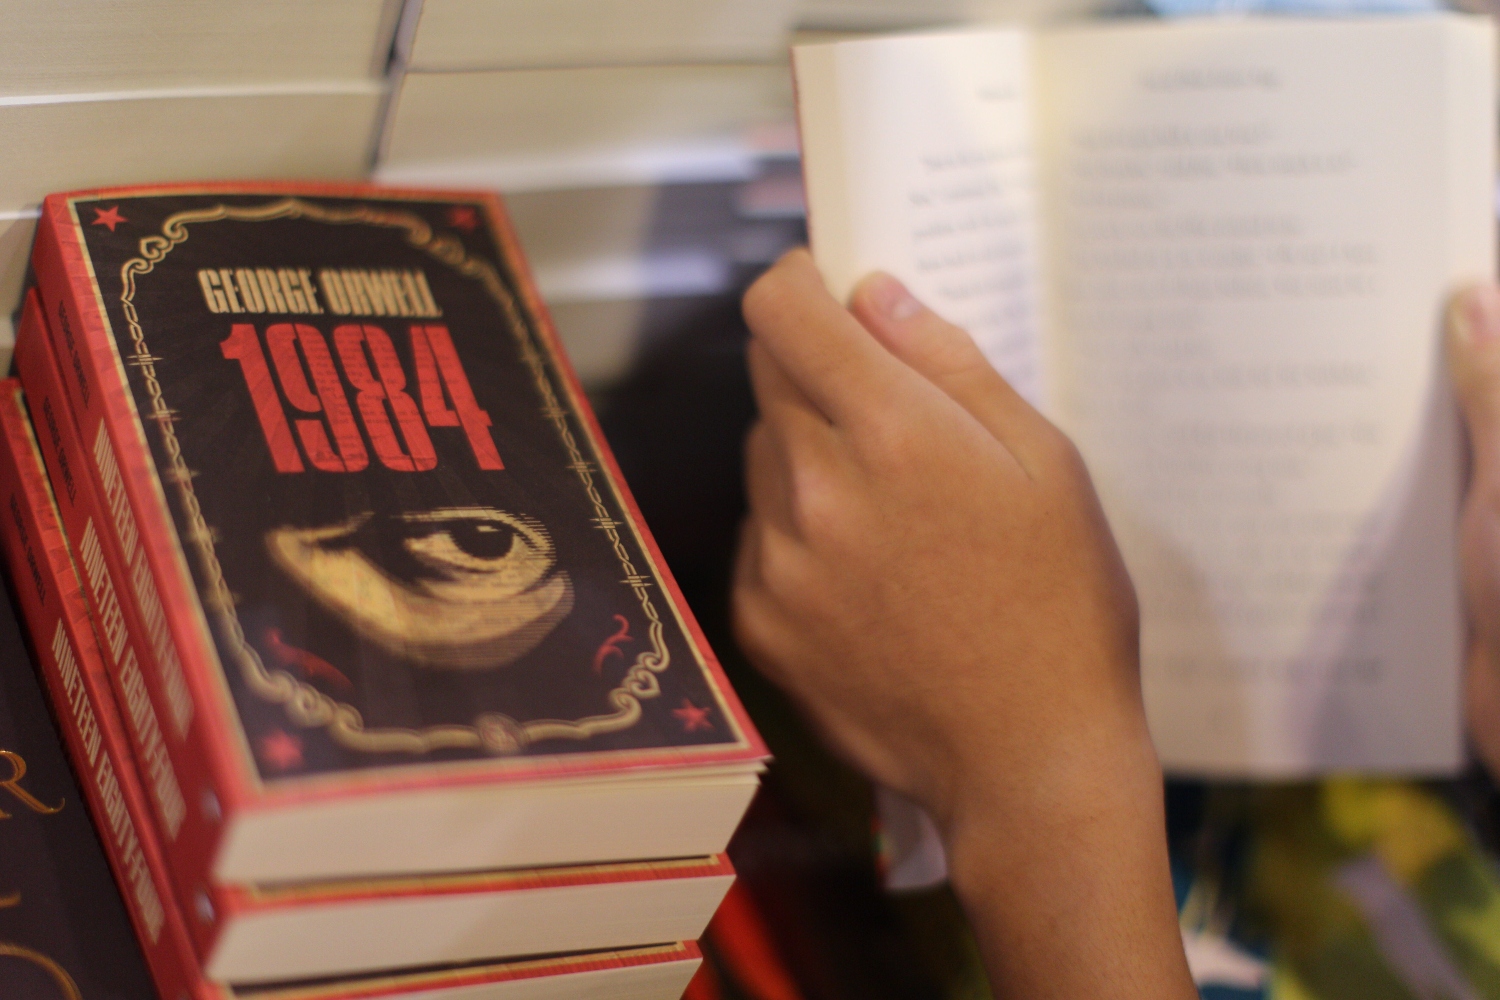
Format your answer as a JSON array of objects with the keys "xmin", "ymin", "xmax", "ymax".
[
  {"xmin": 0, "ymin": 371, "xmax": 707, "ymax": 1000},
  {"xmin": 28, "ymin": 182, "xmax": 765, "ymax": 886},
  {"xmin": 13, "ymin": 290, "xmax": 732, "ymax": 977}
]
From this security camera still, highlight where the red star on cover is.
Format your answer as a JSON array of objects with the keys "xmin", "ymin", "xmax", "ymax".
[
  {"xmin": 672, "ymin": 699, "xmax": 714, "ymax": 733},
  {"xmin": 447, "ymin": 206, "xmax": 479, "ymax": 231},
  {"xmin": 90, "ymin": 206, "xmax": 127, "ymax": 232},
  {"xmin": 257, "ymin": 730, "xmax": 304, "ymax": 772}
]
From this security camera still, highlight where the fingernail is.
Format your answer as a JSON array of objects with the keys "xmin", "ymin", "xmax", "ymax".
[
  {"xmin": 1456, "ymin": 285, "xmax": 1500, "ymax": 347},
  {"xmin": 864, "ymin": 272, "xmax": 924, "ymax": 322}
]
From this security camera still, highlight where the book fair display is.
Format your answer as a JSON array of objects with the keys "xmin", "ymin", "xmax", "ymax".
[{"xmin": 0, "ymin": 182, "xmax": 765, "ymax": 998}]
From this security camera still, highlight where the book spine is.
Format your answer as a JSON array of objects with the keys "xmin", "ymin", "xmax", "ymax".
[
  {"xmin": 13, "ymin": 287, "xmax": 226, "ymax": 960},
  {"xmin": 0, "ymin": 379, "xmax": 221, "ymax": 1000}
]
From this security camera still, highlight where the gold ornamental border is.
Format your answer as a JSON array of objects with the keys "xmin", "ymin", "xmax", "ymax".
[
  {"xmin": 118, "ymin": 198, "xmax": 671, "ymax": 756},
  {"xmin": 0, "ymin": 943, "xmax": 83, "ymax": 1000}
]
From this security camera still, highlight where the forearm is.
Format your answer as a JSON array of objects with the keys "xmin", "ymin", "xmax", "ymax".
[{"xmin": 943, "ymin": 724, "xmax": 1197, "ymax": 1000}]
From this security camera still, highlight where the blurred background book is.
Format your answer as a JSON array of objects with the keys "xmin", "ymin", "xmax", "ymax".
[{"xmin": 0, "ymin": 0, "xmax": 1144, "ymax": 378}]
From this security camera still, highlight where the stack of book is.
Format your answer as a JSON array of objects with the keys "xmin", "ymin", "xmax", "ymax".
[
  {"xmin": 0, "ymin": 1, "xmax": 401, "ymax": 357},
  {"xmin": 0, "ymin": 181, "xmax": 765, "ymax": 998},
  {"xmin": 795, "ymin": 0, "xmax": 1124, "ymax": 33},
  {"xmin": 376, "ymin": 0, "xmax": 805, "ymax": 389}
]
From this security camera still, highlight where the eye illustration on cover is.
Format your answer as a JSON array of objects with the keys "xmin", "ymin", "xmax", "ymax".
[{"xmin": 266, "ymin": 506, "xmax": 574, "ymax": 670}]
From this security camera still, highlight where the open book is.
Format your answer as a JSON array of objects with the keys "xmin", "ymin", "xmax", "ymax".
[{"xmin": 794, "ymin": 14, "xmax": 1495, "ymax": 787}]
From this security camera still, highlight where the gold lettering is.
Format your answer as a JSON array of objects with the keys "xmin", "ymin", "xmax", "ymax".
[
  {"xmin": 365, "ymin": 271, "xmax": 402, "ymax": 316},
  {"xmin": 0, "ymin": 751, "xmax": 63, "ymax": 817},
  {"xmin": 197, "ymin": 270, "xmax": 228, "ymax": 313},
  {"xmin": 256, "ymin": 268, "xmax": 289, "ymax": 313},
  {"xmin": 234, "ymin": 269, "xmax": 266, "ymax": 313},
  {"xmin": 298, "ymin": 268, "xmax": 323, "ymax": 313},
  {"xmin": 0, "ymin": 893, "xmax": 18, "ymax": 908},
  {"xmin": 278, "ymin": 269, "xmax": 307, "ymax": 312},
  {"xmin": 346, "ymin": 270, "xmax": 375, "ymax": 314},
  {"xmin": 218, "ymin": 269, "xmax": 244, "ymax": 312},
  {"xmin": 414, "ymin": 270, "xmax": 442, "ymax": 317},
  {"xmin": 319, "ymin": 269, "xmax": 350, "ymax": 314}
]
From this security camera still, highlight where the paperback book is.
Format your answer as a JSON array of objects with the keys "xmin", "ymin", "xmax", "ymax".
[
  {"xmin": 15, "ymin": 286, "xmax": 738, "ymax": 981},
  {"xmin": 25, "ymin": 181, "xmax": 765, "ymax": 903},
  {"xmin": 0, "ymin": 373, "xmax": 710, "ymax": 998},
  {"xmin": 794, "ymin": 14, "xmax": 1494, "ymax": 777}
]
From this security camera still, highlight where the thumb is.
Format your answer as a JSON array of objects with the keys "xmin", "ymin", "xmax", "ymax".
[
  {"xmin": 1449, "ymin": 283, "xmax": 1500, "ymax": 483},
  {"xmin": 848, "ymin": 271, "xmax": 1053, "ymax": 461}
]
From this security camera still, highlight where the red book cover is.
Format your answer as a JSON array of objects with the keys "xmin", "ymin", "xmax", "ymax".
[
  {"xmin": 27, "ymin": 182, "xmax": 764, "ymax": 892},
  {"xmin": 14, "ymin": 287, "xmax": 219, "ymax": 941},
  {"xmin": 0, "ymin": 371, "xmax": 708, "ymax": 999},
  {"xmin": 0, "ymin": 374, "xmax": 219, "ymax": 1000},
  {"xmin": 14, "ymin": 286, "xmax": 207, "ymax": 903}
]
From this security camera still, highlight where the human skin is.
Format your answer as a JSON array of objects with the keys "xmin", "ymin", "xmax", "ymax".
[
  {"xmin": 1448, "ymin": 283, "xmax": 1500, "ymax": 778},
  {"xmin": 734, "ymin": 249, "xmax": 1197, "ymax": 999}
]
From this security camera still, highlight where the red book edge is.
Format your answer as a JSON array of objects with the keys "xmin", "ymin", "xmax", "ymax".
[
  {"xmin": 226, "ymin": 853, "xmax": 734, "ymax": 912},
  {"xmin": 31, "ymin": 181, "xmax": 765, "ymax": 818},
  {"xmin": 249, "ymin": 943, "xmax": 703, "ymax": 1000},
  {"xmin": 0, "ymin": 374, "xmax": 224, "ymax": 1000},
  {"xmin": 14, "ymin": 287, "xmax": 224, "ymax": 955},
  {"xmin": 0, "ymin": 372, "xmax": 707, "ymax": 999}
]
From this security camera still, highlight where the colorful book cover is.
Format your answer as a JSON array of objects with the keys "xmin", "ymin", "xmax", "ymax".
[
  {"xmin": 0, "ymin": 369, "xmax": 707, "ymax": 998},
  {"xmin": 27, "ymin": 182, "xmax": 765, "ymax": 887}
]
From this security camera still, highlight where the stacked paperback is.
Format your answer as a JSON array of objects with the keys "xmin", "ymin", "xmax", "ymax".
[{"xmin": 0, "ymin": 182, "xmax": 766, "ymax": 998}]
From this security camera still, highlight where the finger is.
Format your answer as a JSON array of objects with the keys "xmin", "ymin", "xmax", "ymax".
[
  {"xmin": 729, "ymin": 519, "xmax": 798, "ymax": 687},
  {"xmin": 850, "ymin": 270, "xmax": 1058, "ymax": 474},
  {"xmin": 743, "ymin": 420, "xmax": 797, "ymax": 537},
  {"xmin": 742, "ymin": 248, "xmax": 905, "ymax": 427},
  {"xmin": 1448, "ymin": 284, "xmax": 1500, "ymax": 484},
  {"xmin": 732, "ymin": 515, "xmax": 764, "ymax": 595},
  {"xmin": 746, "ymin": 338, "xmax": 831, "ymax": 438}
]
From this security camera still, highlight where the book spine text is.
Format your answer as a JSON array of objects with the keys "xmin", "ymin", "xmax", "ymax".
[
  {"xmin": 0, "ymin": 379, "xmax": 217, "ymax": 1000},
  {"xmin": 13, "ymin": 287, "xmax": 225, "ymax": 958}
]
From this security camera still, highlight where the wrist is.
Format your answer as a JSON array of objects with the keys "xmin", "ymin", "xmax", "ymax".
[
  {"xmin": 941, "ymin": 714, "xmax": 1165, "ymax": 892},
  {"xmin": 938, "ymin": 719, "xmax": 1195, "ymax": 999}
]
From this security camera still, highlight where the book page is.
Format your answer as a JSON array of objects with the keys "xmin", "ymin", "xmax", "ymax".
[
  {"xmin": 1035, "ymin": 16, "xmax": 1495, "ymax": 775},
  {"xmin": 794, "ymin": 30, "xmax": 1048, "ymax": 404}
]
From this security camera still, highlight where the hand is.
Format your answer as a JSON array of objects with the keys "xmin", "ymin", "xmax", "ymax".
[
  {"xmin": 734, "ymin": 250, "xmax": 1194, "ymax": 999},
  {"xmin": 1447, "ymin": 284, "xmax": 1500, "ymax": 777}
]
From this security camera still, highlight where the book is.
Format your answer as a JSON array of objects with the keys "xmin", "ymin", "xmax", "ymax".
[
  {"xmin": 0, "ymin": 356, "xmax": 733, "ymax": 987},
  {"xmin": 793, "ymin": 14, "xmax": 1495, "ymax": 778},
  {"xmin": 199, "ymin": 856, "xmax": 731, "ymax": 984},
  {"xmin": 25, "ymin": 182, "xmax": 765, "ymax": 901},
  {"xmin": 230, "ymin": 945, "xmax": 707, "ymax": 1000},
  {"xmin": 0, "ymin": 551, "xmax": 701, "ymax": 1000},
  {"xmin": 0, "ymin": 88, "xmax": 382, "ymax": 217},
  {"xmin": 377, "ymin": 64, "xmax": 793, "ymax": 191},
  {"xmin": 400, "ymin": 0, "xmax": 799, "ymax": 70},
  {"xmin": 0, "ymin": 86, "xmax": 383, "ymax": 352},
  {"xmin": 796, "ymin": 0, "xmax": 1109, "ymax": 31},
  {"xmin": 0, "ymin": 0, "xmax": 397, "ymax": 94},
  {"xmin": 1, "ymin": 211, "xmax": 34, "ymax": 358}
]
